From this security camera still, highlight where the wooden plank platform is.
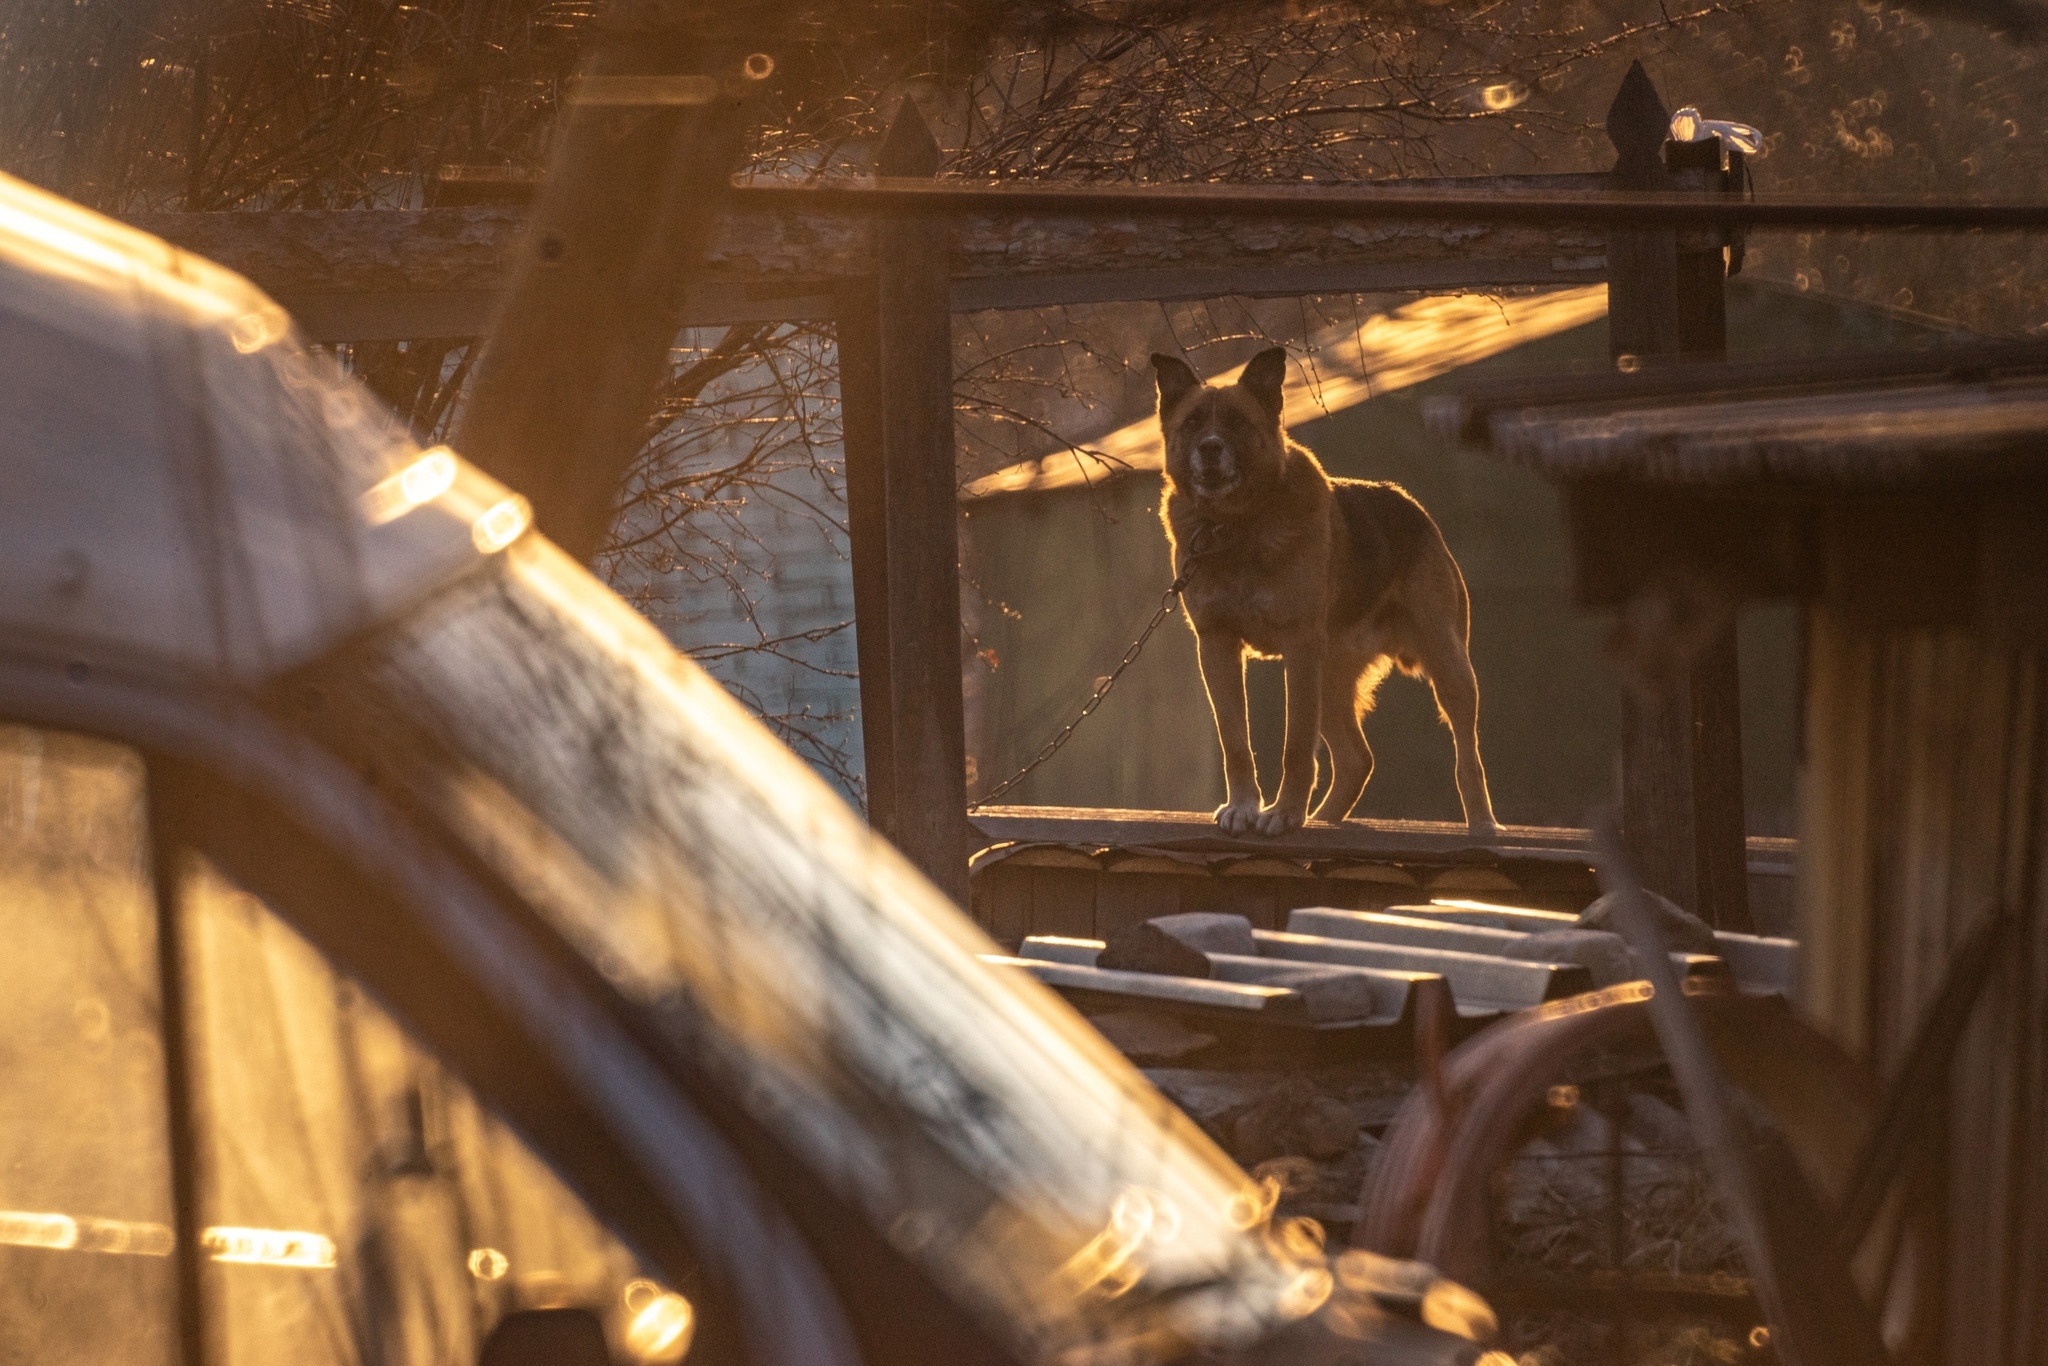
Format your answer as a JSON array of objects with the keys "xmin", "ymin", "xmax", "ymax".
[
  {"xmin": 970, "ymin": 805, "xmax": 1795, "ymax": 869},
  {"xmin": 966, "ymin": 805, "xmax": 1796, "ymax": 949}
]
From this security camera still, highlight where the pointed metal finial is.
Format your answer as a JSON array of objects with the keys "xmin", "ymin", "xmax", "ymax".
[
  {"xmin": 878, "ymin": 96, "xmax": 940, "ymax": 178},
  {"xmin": 1606, "ymin": 60, "xmax": 1671, "ymax": 184}
]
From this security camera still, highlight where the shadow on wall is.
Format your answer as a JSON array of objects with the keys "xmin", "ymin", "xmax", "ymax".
[{"xmin": 963, "ymin": 280, "xmax": 1959, "ymax": 833}]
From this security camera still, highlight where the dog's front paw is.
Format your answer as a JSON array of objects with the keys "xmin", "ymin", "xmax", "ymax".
[
  {"xmin": 1466, "ymin": 816, "xmax": 1502, "ymax": 841},
  {"xmin": 1214, "ymin": 798, "xmax": 1262, "ymax": 837},
  {"xmin": 1253, "ymin": 802, "xmax": 1307, "ymax": 837}
]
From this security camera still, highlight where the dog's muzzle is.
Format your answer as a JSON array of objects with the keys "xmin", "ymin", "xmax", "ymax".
[{"xmin": 1190, "ymin": 438, "xmax": 1241, "ymax": 497}]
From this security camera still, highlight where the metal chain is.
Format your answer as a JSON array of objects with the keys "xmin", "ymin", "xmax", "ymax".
[{"xmin": 969, "ymin": 522, "xmax": 1222, "ymax": 810}]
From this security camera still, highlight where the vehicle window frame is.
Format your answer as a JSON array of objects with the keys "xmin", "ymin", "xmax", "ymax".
[
  {"xmin": 0, "ymin": 650, "xmax": 1000, "ymax": 1365},
  {"xmin": 148, "ymin": 757, "xmax": 753, "ymax": 1366}
]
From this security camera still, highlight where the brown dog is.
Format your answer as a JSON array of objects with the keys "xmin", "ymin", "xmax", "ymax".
[{"xmin": 1152, "ymin": 347, "xmax": 1499, "ymax": 838}]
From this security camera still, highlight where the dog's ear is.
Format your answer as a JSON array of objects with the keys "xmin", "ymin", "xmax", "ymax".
[
  {"xmin": 1236, "ymin": 346, "xmax": 1288, "ymax": 421},
  {"xmin": 1151, "ymin": 353, "xmax": 1199, "ymax": 415}
]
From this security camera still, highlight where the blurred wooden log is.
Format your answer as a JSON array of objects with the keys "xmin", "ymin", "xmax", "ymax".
[{"xmin": 447, "ymin": 37, "xmax": 763, "ymax": 560}]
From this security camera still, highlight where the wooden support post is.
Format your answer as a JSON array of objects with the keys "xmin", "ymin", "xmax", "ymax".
[
  {"xmin": 1602, "ymin": 62, "xmax": 1753, "ymax": 930},
  {"xmin": 839, "ymin": 282, "xmax": 899, "ymax": 843},
  {"xmin": 840, "ymin": 100, "xmax": 971, "ymax": 905}
]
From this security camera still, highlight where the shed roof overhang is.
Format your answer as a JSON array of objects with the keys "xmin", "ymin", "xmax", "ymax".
[{"xmin": 1431, "ymin": 346, "xmax": 2048, "ymax": 645}]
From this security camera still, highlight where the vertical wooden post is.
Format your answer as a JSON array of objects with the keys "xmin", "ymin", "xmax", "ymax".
[
  {"xmin": 1602, "ymin": 62, "xmax": 1681, "ymax": 364},
  {"xmin": 1601, "ymin": 62, "xmax": 1753, "ymax": 930},
  {"xmin": 839, "ymin": 99, "xmax": 971, "ymax": 905},
  {"xmin": 1666, "ymin": 134, "xmax": 1731, "ymax": 361},
  {"xmin": 838, "ymin": 282, "xmax": 898, "ymax": 840}
]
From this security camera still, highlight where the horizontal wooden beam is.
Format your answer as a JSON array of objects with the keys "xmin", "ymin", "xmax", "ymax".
[
  {"xmin": 272, "ymin": 260, "xmax": 1608, "ymax": 340},
  {"xmin": 130, "ymin": 172, "xmax": 1614, "ymax": 339},
  {"xmin": 282, "ymin": 282, "xmax": 843, "ymax": 341},
  {"xmin": 951, "ymin": 254, "xmax": 1605, "ymax": 313},
  {"xmin": 740, "ymin": 175, "xmax": 2048, "ymax": 232}
]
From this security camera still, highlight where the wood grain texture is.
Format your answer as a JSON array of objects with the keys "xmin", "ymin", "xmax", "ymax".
[
  {"xmin": 447, "ymin": 36, "xmax": 754, "ymax": 559},
  {"xmin": 837, "ymin": 280, "xmax": 897, "ymax": 843},
  {"xmin": 870, "ymin": 102, "xmax": 971, "ymax": 907},
  {"xmin": 126, "ymin": 171, "xmax": 1613, "ymax": 319},
  {"xmin": 1796, "ymin": 607, "xmax": 2048, "ymax": 1366}
]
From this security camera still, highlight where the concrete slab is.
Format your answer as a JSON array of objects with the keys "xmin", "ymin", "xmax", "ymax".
[{"xmin": 1254, "ymin": 928, "xmax": 1588, "ymax": 1013}]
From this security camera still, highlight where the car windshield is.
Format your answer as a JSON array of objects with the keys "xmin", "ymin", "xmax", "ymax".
[{"xmin": 299, "ymin": 536, "xmax": 1316, "ymax": 1360}]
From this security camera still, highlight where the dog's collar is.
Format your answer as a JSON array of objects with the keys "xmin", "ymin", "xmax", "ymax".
[{"xmin": 1171, "ymin": 520, "xmax": 1232, "ymax": 591}]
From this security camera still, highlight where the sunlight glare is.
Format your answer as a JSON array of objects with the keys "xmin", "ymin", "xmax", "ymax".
[
  {"xmin": 202, "ymin": 1225, "xmax": 339, "ymax": 1269},
  {"xmin": 471, "ymin": 495, "xmax": 533, "ymax": 554},
  {"xmin": 1060, "ymin": 1186, "xmax": 1182, "ymax": 1299},
  {"xmin": 468, "ymin": 1246, "xmax": 510, "ymax": 1280},
  {"xmin": 0, "ymin": 1209, "xmax": 78, "ymax": 1250},
  {"xmin": 1479, "ymin": 81, "xmax": 1527, "ymax": 111},
  {"xmin": 1, "ymin": 1209, "xmax": 336, "ymax": 1267},
  {"xmin": 362, "ymin": 447, "xmax": 458, "ymax": 525},
  {"xmin": 230, "ymin": 305, "xmax": 291, "ymax": 354},
  {"xmin": 623, "ymin": 1279, "xmax": 696, "ymax": 1363}
]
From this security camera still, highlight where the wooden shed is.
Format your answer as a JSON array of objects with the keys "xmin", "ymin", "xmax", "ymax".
[{"xmin": 1438, "ymin": 344, "xmax": 2048, "ymax": 1365}]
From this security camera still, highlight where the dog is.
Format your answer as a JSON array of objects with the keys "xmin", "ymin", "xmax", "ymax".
[{"xmin": 1152, "ymin": 346, "xmax": 1499, "ymax": 838}]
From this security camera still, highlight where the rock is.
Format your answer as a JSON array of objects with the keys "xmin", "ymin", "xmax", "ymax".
[
  {"xmin": 1089, "ymin": 1010, "xmax": 1217, "ymax": 1063},
  {"xmin": 1501, "ymin": 927, "xmax": 1636, "ymax": 987},
  {"xmin": 1147, "ymin": 912, "xmax": 1259, "ymax": 958},
  {"xmin": 1142, "ymin": 1068, "xmax": 1268, "ymax": 1123},
  {"xmin": 1233, "ymin": 1077, "xmax": 1361, "ymax": 1163},
  {"xmin": 1349, "ymin": 1091, "xmax": 1410, "ymax": 1132},
  {"xmin": 1578, "ymin": 888, "xmax": 1718, "ymax": 956},
  {"xmin": 1097, "ymin": 920, "xmax": 1213, "ymax": 977}
]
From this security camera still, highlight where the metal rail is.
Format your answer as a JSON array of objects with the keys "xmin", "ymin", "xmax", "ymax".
[{"xmin": 735, "ymin": 178, "xmax": 2048, "ymax": 231}]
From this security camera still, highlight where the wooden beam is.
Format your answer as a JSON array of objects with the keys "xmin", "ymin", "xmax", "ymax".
[
  {"xmin": 129, "ymin": 172, "xmax": 1614, "ymax": 340},
  {"xmin": 134, "ymin": 174, "xmax": 1611, "ymax": 292},
  {"xmin": 865, "ymin": 101, "xmax": 972, "ymax": 906},
  {"xmin": 273, "ymin": 259, "xmax": 1606, "ymax": 341},
  {"xmin": 948, "ymin": 255, "xmax": 1605, "ymax": 314},
  {"xmin": 838, "ymin": 279, "xmax": 898, "ymax": 844},
  {"xmin": 969, "ymin": 805, "xmax": 1610, "ymax": 863},
  {"xmin": 967, "ymin": 803, "xmax": 1795, "ymax": 860}
]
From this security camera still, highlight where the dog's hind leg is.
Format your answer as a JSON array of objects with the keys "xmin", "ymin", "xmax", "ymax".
[
  {"xmin": 1417, "ymin": 628, "xmax": 1500, "ymax": 836},
  {"xmin": 1311, "ymin": 654, "xmax": 1377, "ymax": 824}
]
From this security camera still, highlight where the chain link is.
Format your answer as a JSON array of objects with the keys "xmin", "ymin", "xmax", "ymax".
[{"xmin": 968, "ymin": 522, "xmax": 1222, "ymax": 810}]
